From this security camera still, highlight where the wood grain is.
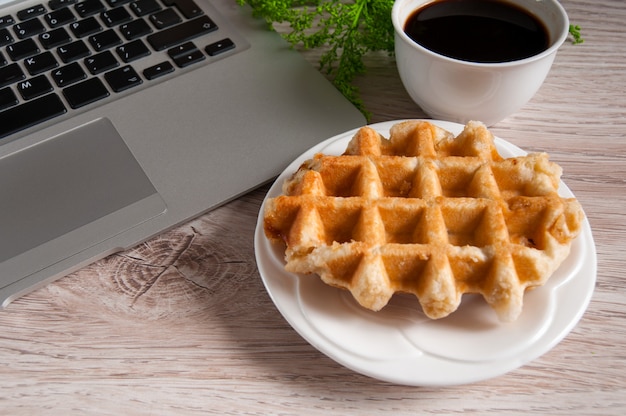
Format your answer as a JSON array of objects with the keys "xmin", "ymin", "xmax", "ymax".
[{"xmin": 1, "ymin": 1, "xmax": 624, "ymax": 414}]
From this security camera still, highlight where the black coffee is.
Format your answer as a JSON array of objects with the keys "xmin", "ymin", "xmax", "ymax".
[{"xmin": 404, "ymin": 0, "xmax": 550, "ymax": 63}]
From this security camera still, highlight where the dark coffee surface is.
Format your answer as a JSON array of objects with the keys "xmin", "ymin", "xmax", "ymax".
[{"xmin": 404, "ymin": 0, "xmax": 549, "ymax": 63}]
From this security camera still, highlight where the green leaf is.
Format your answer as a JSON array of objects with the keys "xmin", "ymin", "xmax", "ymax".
[{"xmin": 569, "ymin": 24, "xmax": 584, "ymax": 45}]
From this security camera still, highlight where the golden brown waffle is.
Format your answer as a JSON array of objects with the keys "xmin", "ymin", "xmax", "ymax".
[{"xmin": 264, "ymin": 121, "xmax": 584, "ymax": 322}]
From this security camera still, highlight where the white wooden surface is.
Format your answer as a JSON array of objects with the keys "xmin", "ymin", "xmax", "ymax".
[{"xmin": 1, "ymin": 0, "xmax": 624, "ymax": 414}]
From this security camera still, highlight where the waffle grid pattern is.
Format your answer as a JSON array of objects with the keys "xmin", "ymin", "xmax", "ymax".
[{"xmin": 264, "ymin": 121, "xmax": 583, "ymax": 321}]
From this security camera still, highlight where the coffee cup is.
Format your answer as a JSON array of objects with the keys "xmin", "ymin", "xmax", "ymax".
[{"xmin": 392, "ymin": 0, "xmax": 570, "ymax": 126}]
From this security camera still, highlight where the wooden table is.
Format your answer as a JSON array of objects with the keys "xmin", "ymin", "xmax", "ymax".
[{"xmin": 1, "ymin": 0, "xmax": 624, "ymax": 414}]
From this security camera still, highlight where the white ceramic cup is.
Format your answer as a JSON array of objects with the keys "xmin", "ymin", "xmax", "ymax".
[{"xmin": 392, "ymin": 0, "xmax": 569, "ymax": 126}]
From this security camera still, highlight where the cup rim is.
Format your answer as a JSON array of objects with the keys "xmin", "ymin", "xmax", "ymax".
[{"xmin": 391, "ymin": 0, "xmax": 570, "ymax": 68}]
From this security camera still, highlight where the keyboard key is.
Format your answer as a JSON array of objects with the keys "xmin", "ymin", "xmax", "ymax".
[
  {"xmin": 0, "ymin": 87, "xmax": 18, "ymax": 110},
  {"xmin": 44, "ymin": 7, "xmax": 76, "ymax": 28},
  {"xmin": 116, "ymin": 38, "xmax": 150, "ymax": 62},
  {"xmin": 0, "ymin": 28, "xmax": 13, "ymax": 47},
  {"xmin": 13, "ymin": 18, "xmax": 46, "ymax": 39},
  {"xmin": 24, "ymin": 50, "xmax": 59, "ymax": 74},
  {"xmin": 149, "ymin": 8, "xmax": 180, "ymax": 30},
  {"xmin": 17, "ymin": 74, "xmax": 53, "ymax": 100},
  {"xmin": 51, "ymin": 61, "xmax": 86, "ymax": 86},
  {"xmin": 130, "ymin": 0, "xmax": 161, "ymax": 17},
  {"xmin": 147, "ymin": 15, "xmax": 216, "ymax": 51},
  {"xmin": 101, "ymin": 7, "xmax": 132, "ymax": 27},
  {"xmin": 172, "ymin": 49, "xmax": 203, "ymax": 67},
  {"xmin": 84, "ymin": 50, "xmax": 118, "ymax": 74},
  {"xmin": 162, "ymin": 0, "xmax": 203, "ymax": 19},
  {"xmin": 0, "ymin": 51, "xmax": 6, "ymax": 66},
  {"xmin": 105, "ymin": 0, "xmax": 132, "ymax": 7},
  {"xmin": 0, "ymin": 15, "xmax": 16, "ymax": 29},
  {"xmin": 70, "ymin": 16, "xmax": 102, "ymax": 37},
  {"xmin": 0, "ymin": 63, "xmax": 25, "ymax": 87},
  {"xmin": 17, "ymin": 5, "xmax": 47, "ymax": 21},
  {"xmin": 75, "ymin": 0, "xmax": 105, "ymax": 18},
  {"xmin": 205, "ymin": 38, "xmax": 234, "ymax": 56},
  {"xmin": 89, "ymin": 28, "xmax": 121, "ymax": 51},
  {"xmin": 166, "ymin": 40, "xmax": 194, "ymax": 59},
  {"xmin": 168, "ymin": 42, "xmax": 204, "ymax": 68},
  {"xmin": 143, "ymin": 60, "xmax": 173, "ymax": 80},
  {"xmin": 39, "ymin": 27, "xmax": 72, "ymax": 49},
  {"xmin": 0, "ymin": 93, "xmax": 66, "ymax": 139},
  {"xmin": 63, "ymin": 77, "xmax": 109, "ymax": 108},
  {"xmin": 119, "ymin": 18, "xmax": 151, "ymax": 40},
  {"xmin": 6, "ymin": 38, "xmax": 40, "ymax": 60},
  {"xmin": 57, "ymin": 39, "xmax": 90, "ymax": 62},
  {"xmin": 48, "ymin": 0, "xmax": 78, "ymax": 11},
  {"xmin": 104, "ymin": 65, "xmax": 141, "ymax": 92}
]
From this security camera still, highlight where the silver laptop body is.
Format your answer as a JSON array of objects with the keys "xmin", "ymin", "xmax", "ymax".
[{"xmin": 0, "ymin": 0, "xmax": 365, "ymax": 305}]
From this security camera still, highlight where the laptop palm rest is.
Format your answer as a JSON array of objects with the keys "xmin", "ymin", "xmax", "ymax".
[{"xmin": 0, "ymin": 118, "xmax": 166, "ymax": 301}]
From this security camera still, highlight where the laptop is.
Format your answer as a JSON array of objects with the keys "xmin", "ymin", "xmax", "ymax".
[{"xmin": 0, "ymin": 0, "xmax": 365, "ymax": 306}]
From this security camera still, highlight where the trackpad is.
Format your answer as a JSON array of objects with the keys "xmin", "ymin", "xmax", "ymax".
[{"xmin": 0, "ymin": 118, "xmax": 166, "ymax": 277}]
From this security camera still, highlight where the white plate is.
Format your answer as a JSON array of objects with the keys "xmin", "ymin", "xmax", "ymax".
[{"xmin": 254, "ymin": 120, "xmax": 596, "ymax": 386}]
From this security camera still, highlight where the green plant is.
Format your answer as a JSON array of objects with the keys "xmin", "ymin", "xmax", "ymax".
[{"xmin": 239, "ymin": 0, "xmax": 395, "ymax": 119}]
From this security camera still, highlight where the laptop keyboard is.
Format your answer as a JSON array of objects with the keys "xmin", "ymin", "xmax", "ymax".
[{"xmin": 0, "ymin": 0, "xmax": 244, "ymax": 140}]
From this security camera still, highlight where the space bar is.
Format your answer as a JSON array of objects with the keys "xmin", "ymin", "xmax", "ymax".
[
  {"xmin": 0, "ymin": 94, "xmax": 67, "ymax": 140},
  {"xmin": 147, "ymin": 15, "xmax": 217, "ymax": 51}
]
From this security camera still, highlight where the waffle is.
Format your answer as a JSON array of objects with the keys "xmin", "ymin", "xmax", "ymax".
[{"xmin": 263, "ymin": 120, "xmax": 584, "ymax": 322}]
